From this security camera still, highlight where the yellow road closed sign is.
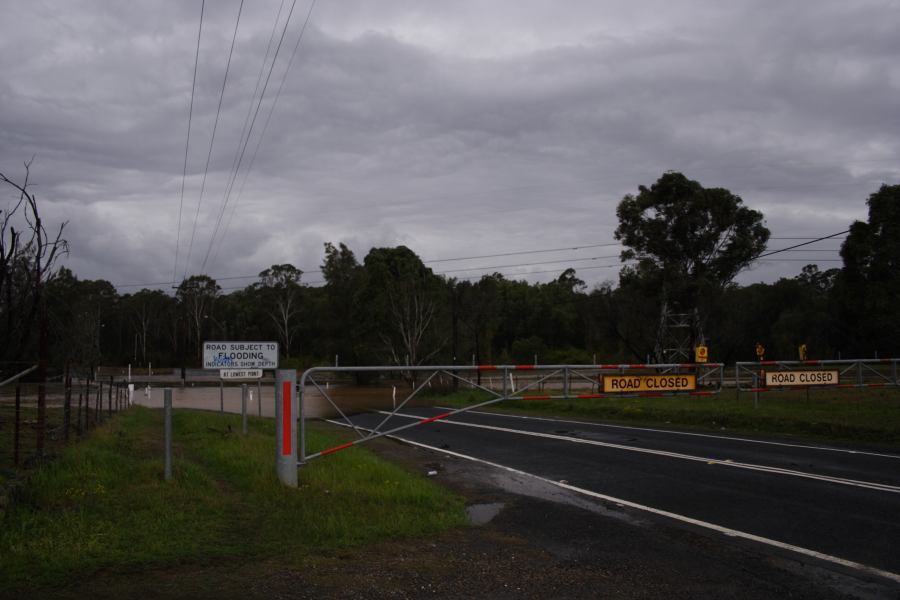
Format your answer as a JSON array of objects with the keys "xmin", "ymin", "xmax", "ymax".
[
  {"xmin": 765, "ymin": 370, "xmax": 839, "ymax": 387},
  {"xmin": 602, "ymin": 374, "xmax": 697, "ymax": 393}
]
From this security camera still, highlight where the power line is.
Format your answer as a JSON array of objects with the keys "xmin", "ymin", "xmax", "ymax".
[
  {"xmin": 117, "ymin": 233, "xmax": 850, "ymax": 289},
  {"xmin": 199, "ymin": 0, "xmax": 301, "ymax": 276},
  {"xmin": 204, "ymin": 0, "xmax": 287, "ymax": 274},
  {"xmin": 182, "ymin": 0, "xmax": 245, "ymax": 280},
  {"xmin": 425, "ymin": 242, "xmax": 621, "ymax": 264},
  {"xmin": 436, "ymin": 254, "xmax": 621, "ymax": 275},
  {"xmin": 205, "ymin": 0, "xmax": 318, "ymax": 273},
  {"xmin": 757, "ymin": 230, "xmax": 850, "ymax": 258},
  {"xmin": 172, "ymin": 0, "xmax": 205, "ymax": 284}
]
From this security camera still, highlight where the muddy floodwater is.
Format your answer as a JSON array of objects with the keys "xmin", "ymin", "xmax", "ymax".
[{"xmin": 133, "ymin": 383, "xmax": 436, "ymax": 419}]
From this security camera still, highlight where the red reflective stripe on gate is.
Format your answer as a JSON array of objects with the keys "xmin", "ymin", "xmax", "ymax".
[
  {"xmin": 837, "ymin": 384, "xmax": 856, "ymax": 388},
  {"xmin": 748, "ymin": 388, "xmax": 771, "ymax": 393},
  {"xmin": 523, "ymin": 395, "xmax": 551, "ymax": 400},
  {"xmin": 281, "ymin": 381, "xmax": 292, "ymax": 456},
  {"xmin": 690, "ymin": 391, "xmax": 714, "ymax": 396},
  {"xmin": 420, "ymin": 411, "xmax": 452, "ymax": 424},
  {"xmin": 759, "ymin": 361, "xmax": 778, "ymax": 366},
  {"xmin": 577, "ymin": 394, "xmax": 604, "ymax": 399},
  {"xmin": 868, "ymin": 383, "xmax": 886, "ymax": 388},
  {"xmin": 514, "ymin": 365, "xmax": 536, "ymax": 370},
  {"xmin": 802, "ymin": 360, "xmax": 820, "ymax": 365},
  {"xmin": 477, "ymin": 365, "xmax": 498, "ymax": 371},
  {"xmin": 320, "ymin": 442, "xmax": 354, "ymax": 456}
]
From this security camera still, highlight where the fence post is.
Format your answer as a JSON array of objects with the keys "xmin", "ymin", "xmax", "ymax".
[
  {"xmin": 219, "ymin": 379, "xmax": 224, "ymax": 414},
  {"xmin": 77, "ymin": 389, "xmax": 83, "ymax": 436},
  {"xmin": 108, "ymin": 375, "xmax": 113, "ymax": 417},
  {"xmin": 98, "ymin": 381, "xmax": 103, "ymax": 423},
  {"xmin": 164, "ymin": 388, "xmax": 173, "ymax": 481},
  {"xmin": 563, "ymin": 367, "xmax": 570, "ymax": 399},
  {"xmin": 64, "ymin": 371, "xmax": 72, "ymax": 443},
  {"xmin": 257, "ymin": 379, "xmax": 262, "ymax": 417},
  {"xmin": 13, "ymin": 385, "xmax": 21, "ymax": 466},
  {"xmin": 37, "ymin": 380, "xmax": 46, "ymax": 458},
  {"xmin": 241, "ymin": 383, "xmax": 248, "ymax": 435},
  {"xmin": 275, "ymin": 370, "xmax": 298, "ymax": 487},
  {"xmin": 753, "ymin": 371, "xmax": 759, "ymax": 409},
  {"xmin": 857, "ymin": 361, "xmax": 863, "ymax": 386}
]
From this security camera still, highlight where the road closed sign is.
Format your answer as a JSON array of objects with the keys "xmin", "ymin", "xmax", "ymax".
[
  {"xmin": 765, "ymin": 370, "xmax": 839, "ymax": 387},
  {"xmin": 602, "ymin": 374, "xmax": 697, "ymax": 393},
  {"xmin": 203, "ymin": 342, "xmax": 279, "ymax": 369}
]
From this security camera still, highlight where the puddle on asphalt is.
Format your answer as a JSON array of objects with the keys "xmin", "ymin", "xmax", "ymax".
[{"xmin": 466, "ymin": 502, "xmax": 505, "ymax": 525}]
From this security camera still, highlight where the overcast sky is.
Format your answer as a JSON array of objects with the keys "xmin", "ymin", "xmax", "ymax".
[{"xmin": 1, "ymin": 0, "xmax": 898, "ymax": 293}]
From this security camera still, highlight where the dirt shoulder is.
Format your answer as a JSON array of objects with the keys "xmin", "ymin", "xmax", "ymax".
[{"xmin": 11, "ymin": 431, "xmax": 896, "ymax": 600}]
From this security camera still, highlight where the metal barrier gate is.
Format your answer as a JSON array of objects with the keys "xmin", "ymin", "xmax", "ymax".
[
  {"xmin": 735, "ymin": 358, "xmax": 900, "ymax": 391},
  {"xmin": 735, "ymin": 358, "xmax": 899, "ymax": 407},
  {"xmin": 297, "ymin": 362, "xmax": 724, "ymax": 464}
]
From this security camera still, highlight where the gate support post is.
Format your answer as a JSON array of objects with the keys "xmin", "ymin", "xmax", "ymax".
[{"xmin": 275, "ymin": 369, "xmax": 298, "ymax": 487}]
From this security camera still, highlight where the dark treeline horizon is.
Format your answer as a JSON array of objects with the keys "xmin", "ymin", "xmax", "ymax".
[{"xmin": 5, "ymin": 172, "xmax": 898, "ymax": 376}]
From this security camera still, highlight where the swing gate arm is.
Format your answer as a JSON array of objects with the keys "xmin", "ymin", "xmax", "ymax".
[{"xmin": 298, "ymin": 362, "xmax": 724, "ymax": 464}]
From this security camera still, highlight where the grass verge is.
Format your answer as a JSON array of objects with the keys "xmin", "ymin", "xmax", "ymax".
[
  {"xmin": 0, "ymin": 407, "xmax": 465, "ymax": 593},
  {"xmin": 433, "ymin": 387, "xmax": 900, "ymax": 445}
]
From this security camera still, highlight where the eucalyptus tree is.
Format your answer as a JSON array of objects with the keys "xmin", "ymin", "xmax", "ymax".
[{"xmin": 614, "ymin": 171, "xmax": 769, "ymax": 353}]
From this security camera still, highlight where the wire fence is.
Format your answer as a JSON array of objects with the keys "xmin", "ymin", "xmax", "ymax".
[{"xmin": 0, "ymin": 377, "xmax": 130, "ymax": 474}]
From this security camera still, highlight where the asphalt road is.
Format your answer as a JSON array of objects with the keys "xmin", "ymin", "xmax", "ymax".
[{"xmin": 335, "ymin": 406, "xmax": 900, "ymax": 587}]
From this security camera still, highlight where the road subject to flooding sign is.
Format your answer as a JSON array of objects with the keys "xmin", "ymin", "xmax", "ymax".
[
  {"xmin": 765, "ymin": 370, "xmax": 839, "ymax": 387},
  {"xmin": 602, "ymin": 374, "xmax": 697, "ymax": 393}
]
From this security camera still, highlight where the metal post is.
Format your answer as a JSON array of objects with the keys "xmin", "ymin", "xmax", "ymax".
[
  {"xmin": 275, "ymin": 370, "xmax": 298, "ymax": 486},
  {"xmin": 257, "ymin": 379, "xmax": 262, "ymax": 417},
  {"xmin": 164, "ymin": 388, "xmax": 172, "ymax": 481},
  {"xmin": 753, "ymin": 372, "xmax": 759, "ymax": 409},
  {"xmin": 857, "ymin": 361, "xmax": 863, "ymax": 386},
  {"xmin": 13, "ymin": 385, "xmax": 21, "ymax": 466},
  {"xmin": 77, "ymin": 389, "xmax": 83, "ymax": 435},
  {"xmin": 299, "ymin": 374, "xmax": 306, "ymax": 463},
  {"xmin": 563, "ymin": 367, "xmax": 570, "ymax": 399},
  {"xmin": 241, "ymin": 384, "xmax": 248, "ymax": 435},
  {"xmin": 219, "ymin": 379, "xmax": 224, "ymax": 413},
  {"xmin": 108, "ymin": 375, "xmax": 113, "ymax": 416},
  {"xmin": 64, "ymin": 373, "xmax": 71, "ymax": 443}
]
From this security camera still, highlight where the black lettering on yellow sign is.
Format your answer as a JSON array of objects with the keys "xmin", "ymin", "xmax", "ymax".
[
  {"xmin": 764, "ymin": 370, "xmax": 838, "ymax": 387},
  {"xmin": 602, "ymin": 374, "xmax": 697, "ymax": 393}
]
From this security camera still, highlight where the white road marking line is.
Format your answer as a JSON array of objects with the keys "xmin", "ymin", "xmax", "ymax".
[
  {"xmin": 376, "ymin": 411, "xmax": 900, "ymax": 494},
  {"xmin": 435, "ymin": 406, "xmax": 900, "ymax": 460},
  {"xmin": 326, "ymin": 418, "xmax": 900, "ymax": 586}
]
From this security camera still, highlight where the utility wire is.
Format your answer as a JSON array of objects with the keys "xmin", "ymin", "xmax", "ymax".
[
  {"xmin": 757, "ymin": 230, "xmax": 850, "ymax": 258},
  {"xmin": 205, "ymin": 0, "xmax": 317, "ymax": 273},
  {"xmin": 199, "ymin": 0, "xmax": 300, "ymax": 276},
  {"xmin": 182, "ymin": 0, "xmax": 245, "ymax": 280},
  {"xmin": 120, "ymin": 234, "xmax": 849, "ymax": 289},
  {"xmin": 172, "ymin": 0, "xmax": 205, "ymax": 284}
]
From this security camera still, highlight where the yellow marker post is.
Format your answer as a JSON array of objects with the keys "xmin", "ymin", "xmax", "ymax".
[{"xmin": 695, "ymin": 345, "xmax": 708, "ymax": 363}]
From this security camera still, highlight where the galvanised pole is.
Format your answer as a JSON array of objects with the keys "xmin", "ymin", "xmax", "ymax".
[
  {"xmin": 275, "ymin": 369, "xmax": 298, "ymax": 487},
  {"xmin": 241, "ymin": 383, "xmax": 248, "ymax": 435},
  {"xmin": 164, "ymin": 388, "xmax": 173, "ymax": 481}
]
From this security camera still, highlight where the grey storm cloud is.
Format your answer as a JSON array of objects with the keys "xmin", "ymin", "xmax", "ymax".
[{"xmin": 1, "ymin": 0, "xmax": 898, "ymax": 291}]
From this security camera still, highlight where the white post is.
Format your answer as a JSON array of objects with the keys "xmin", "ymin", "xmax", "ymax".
[{"xmin": 275, "ymin": 370, "xmax": 298, "ymax": 487}]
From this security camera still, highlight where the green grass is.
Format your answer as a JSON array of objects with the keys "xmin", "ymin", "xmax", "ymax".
[
  {"xmin": 432, "ymin": 387, "xmax": 900, "ymax": 445},
  {"xmin": 0, "ymin": 407, "xmax": 466, "ymax": 592}
]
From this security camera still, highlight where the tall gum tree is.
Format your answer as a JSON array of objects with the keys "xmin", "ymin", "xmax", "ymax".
[{"xmin": 614, "ymin": 172, "xmax": 769, "ymax": 357}]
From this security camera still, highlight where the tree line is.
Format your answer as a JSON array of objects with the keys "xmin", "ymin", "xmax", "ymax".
[{"xmin": 3, "ymin": 169, "xmax": 899, "ymax": 377}]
